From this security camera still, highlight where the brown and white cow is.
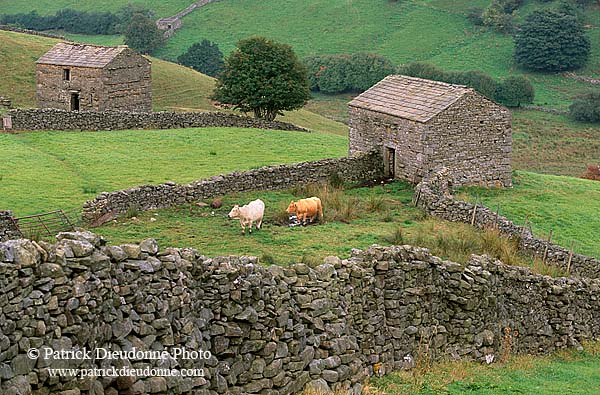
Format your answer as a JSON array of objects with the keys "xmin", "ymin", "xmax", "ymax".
[
  {"xmin": 286, "ymin": 197, "xmax": 323, "ymax": 225},
  {"xmin": 228, "ymin": 199, "xmax": 265, "ymax": 235}
]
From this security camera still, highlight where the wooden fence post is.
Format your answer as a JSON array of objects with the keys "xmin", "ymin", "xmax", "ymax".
[
  {"xmin": 542, "ymin": 229, "xmax": 553, "ymax": 264},
  {"xmin": 567, "ymin": 240, "xmax": 574, "ymax": 275},
  {"xmin": 470, "ymin": 199, "xmax": 478, "ymax": 226}
]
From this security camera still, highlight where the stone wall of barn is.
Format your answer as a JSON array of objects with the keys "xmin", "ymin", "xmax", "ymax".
[
  {"xmin": 348, "ymin": 106, "xmax": 424, "ymax": 182},
  {"xmin": 81, "ymin": 152, "xmax": 384, "ymax": 222},
  {"xmin": 1, "ymin": 231, "xmax": 599, "ymax": 395},
  {"xmin": 348, "ymin": 92, "xmax": 512, "ymax": 187},
  {"xmin": 414, "ymin": 167, "xmax": 600, "ymax": 279},
  {"xmin": 6, "ymin": 108, "xmax": 310, "ymax": 132},
  {"xmin": 0, "ymin": 210, "xmax": 21, "ymax": 242},
  {"xmin": 36, "ymin": 49, "xmax": 151, "ymax": 113},
  {"xmin": 36, "ymin": 65, "xmax": 104, "ymax": 111},
  {"xmin": 424, "ymin": 93, "xmax": 512, "ymax": 187},
  {"xmin": 101, "ymin": 50, "xmax": 152, "ymax": 112}
]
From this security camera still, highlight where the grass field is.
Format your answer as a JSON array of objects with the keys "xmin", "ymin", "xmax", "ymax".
[
  {"xmin": 0, "ymin": 0, "xmax": 191, "ymax": 18},
  {"xmin": 94, "ymin": 180, "xmax": 567, "ymax": 275},
  {"xmin": 151, "ymin": 0, "xmax": 599, "ymax": 109},
  {"xmin": 365, "ymin": 341, "xmax": 600, "ymax": 395},
  {"xmin": 0, "ymin": 30, "xmax": 347, "ymax": 134},
  {"xmin": 460, "ymin": 171, "xmax": 600, "ymax": 259},
  {"xmin": 0, "ymin": 128, "xmax": 347, "ymax": 216}
]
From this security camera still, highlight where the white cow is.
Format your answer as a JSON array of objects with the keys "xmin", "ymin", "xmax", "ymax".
[{"xmin": 227, "ymin": 199, "xmax": 265, "ymax": 235}]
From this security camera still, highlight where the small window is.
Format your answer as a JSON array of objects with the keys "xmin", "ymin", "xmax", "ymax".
[{"xmin": 63, "ymin": 69, "xmax": 70, "ymax": 81}]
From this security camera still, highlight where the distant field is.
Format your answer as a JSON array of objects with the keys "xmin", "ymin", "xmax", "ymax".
[
  {"xmin": 0, "ymin": 128, "xmax": 347, "ymax": 216},
  {"xmin": 153, "ymin": 0, "xmax": 599, "ymax": 109},
  {"xmin": 461, "ymin": 171, "xmax": 600, "ymax": 259},
  {"xmin": 0, "ymin": 0, "xmax": 191, "ymax": 18}
]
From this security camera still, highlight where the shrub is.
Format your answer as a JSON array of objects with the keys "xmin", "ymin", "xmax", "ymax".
[
  {"xmin": 124, "ymin": 13, "xmax": 164, "ymax": 54},
  {"xmin": 495, "ymin": 75, "xmax": 535, "ymax": 107},
  {"xmin": 467, "ymin": 8, "xmax": 485, "ymax": 26},
  {"xmin": 302, "ymin": 52, "xmax": 395, "ymax": 94},
  {"xmin": 482, "ymin": 1, "xmax": 515, "ymax": 34},
  {"xmin": 397, "ymin": 62, "xmax": 447, "ymax": 81},
  {"xmin": 580, "ymin": 165, "xmax": 600, "ymax": 181},
  {"xmin": 177, "ymin": 39, "xmax": 224, "ymax": 77},
  {"xmin": 514, "ymin": 9, "xmax": 590, "ymax": 71},
  {"xmin": 569, "ymin": 91, "xmax": 600, "ymax": 123}
]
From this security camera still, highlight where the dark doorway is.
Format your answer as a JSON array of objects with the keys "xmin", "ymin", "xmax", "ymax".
[
  {"xmin": 384, "ymin": 146, "xmax": 395, "ymax": 178},
  {"xmin": 70, "ymin": 93, "xmax": 80, "ymax": 111}
]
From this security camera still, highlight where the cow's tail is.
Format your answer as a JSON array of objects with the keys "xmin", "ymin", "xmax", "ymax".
[{"xmin": 318, "ymin": 199, "xmax": 323, "ymax": 220}]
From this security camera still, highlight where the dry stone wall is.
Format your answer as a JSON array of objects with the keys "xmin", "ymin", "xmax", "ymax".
[
  {"xmin": 414, "ymin": 167, "xmax": 600, "ymax": 279},
  {"xmin": 81, "ymin": 152, "xmax": 383, "ymax": 221},
  {"xmin": 0, "ymin": 211, "xmax": 21, "ymax": 242},
  {"xmin": 6, "ymin": 109, "xmax": 309, "ymax": 132},
  {"xmin": 1, "ymin": 231, "xmax": 599, "ymax": 395},
  {"xmin": 0, "ymin": 25, "xmax": 65, "ymax": 39}
]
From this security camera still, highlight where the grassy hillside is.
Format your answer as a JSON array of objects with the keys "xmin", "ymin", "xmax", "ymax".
[
  {"xmin": 0, "ymin": 128, "xmax": 348, "ymax": 216},
  {"xmin": 460, "ymin": 171, "xmax": 600, "ymax": 259},
  {"xmin": 0, "ymin": 0, "xmax": 191, "ymax": 18},
  {"xmin": 152, "ymin": 0, "xmax": 599, "ymax": 109},
  {"xmin": 0, "ymin": 30, "xmax": 347, "ymax": 134}
]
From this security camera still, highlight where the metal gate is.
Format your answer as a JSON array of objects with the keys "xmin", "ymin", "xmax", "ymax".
[{"xmin": 15, "ymin": 210, "xmax": 75, "ymax": 240}]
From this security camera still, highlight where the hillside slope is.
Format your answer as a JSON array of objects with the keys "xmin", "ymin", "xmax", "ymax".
[
  {"xmin": 0, "ymin": 30, "xmax": 347, "ymax": 135},
  {"xmin": 153, "ymin": 0, "xmax": 598, "ymax": 109},
  {"xmin": 0, "ymin": 0, "xmax": 191, "ymax": 18}
]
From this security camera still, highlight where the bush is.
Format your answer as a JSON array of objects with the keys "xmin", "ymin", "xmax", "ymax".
[
  {"xmin": 124, "ymin": 13, "xmax": 164, "ymax": 54},
  {"xmin": 569, "ymin": 91, "xmax": 600, "ymax": 123},
  {"xmin": 397, "ymin": 61, "xmax": 447, "ymax": 81},
  {"xmin": 177, "ymin": 39, "xmax": 224, "ymax": 77},
  {"xmin": 482, "ymin": 1, "xmax": 515, "ymax": 34},
  {"xmin": 467, "ymin": 8, "xmax": 485, "ymax": 26},
  {"xmin": 302, "ymin": 52, "xmax": 395, "ymax": 94},
  {"xmin": 514, "ymin": 9, "xmax": 590, "ymax": 71},
  {"xmin": 495, "ymin": 75, "xmax": 535, "ymax": 107},
  {"xmin": 0, "ymin": 5, "xmax": 152, "ymax": 35}
]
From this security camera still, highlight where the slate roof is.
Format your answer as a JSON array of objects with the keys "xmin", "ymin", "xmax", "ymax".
[
  {"xmin": 348, "ymin": 75, "xmax": 473, "ymax": 123},
  {"xmin": 36, "ymin": 43, "xmax": 128, "ymax": 68}
]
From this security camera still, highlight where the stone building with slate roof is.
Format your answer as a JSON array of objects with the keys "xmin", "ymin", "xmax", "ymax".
[
  {"xmin": 349, "ymin": 75, "xmax": 512, "ymax": 187},
  {"xmin": 36, "ymin": 43, "xmax": 151, "ymax": 112}
]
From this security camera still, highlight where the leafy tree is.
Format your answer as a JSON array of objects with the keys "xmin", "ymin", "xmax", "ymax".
[
  {"xmin": 123, "ymin": 13, "xmax": 163, "ymax": 54},
  {"xmin": 514, "ymin": 9, "xmax": 590, "ymax": 71},
  {"xmin": 212, "ymin": 37, "xmax": 311, "ymax": 121},
  {"xmin": 569, "ymin": 91, "xmax": 600, "ymax": 123},
  {"xmin": 482, "ymin": 1, "xmax": 515, "ymax": 33},
  {"xmin": 495, "ymin": 75, "xmax": 535, "ymax": 107},
  {"xmin": 177, "ymin": 40, "xmax": 224, "ymax": 77}
]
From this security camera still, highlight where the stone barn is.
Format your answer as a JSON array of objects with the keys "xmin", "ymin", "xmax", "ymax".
[
  {"xmin": 36, "ymin": 43, "xmax": 152, "ymax": 112},
  {"xmin": 349, "ymin": 75, "xmax": 512, "ymax": 187}
]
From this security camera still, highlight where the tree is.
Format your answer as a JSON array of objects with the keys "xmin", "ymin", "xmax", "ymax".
[
  {"xmin": 482, "ymin": 1, "xmax": 515, "ymax": 34},
  {"xmin": 495, "ymin": 75, "xmax": 535, "ymax": 107},
  {"xmin": 569, "ymin": 91, "xmax": 600, "ymax": 123},
  {"xmin": 212, "ymin": 37, "xmax": 311, "ymax": 121},
  {"xmin": 123, "ymin": 13, "xmax": 163, "ymax": 54},
  {"xmin": 514, "ymin": 9, "xmax": 590, "ymax": 71},
  {"xmin": 177, "ymin": 40, "xmax": 224, "ymax": 77}
]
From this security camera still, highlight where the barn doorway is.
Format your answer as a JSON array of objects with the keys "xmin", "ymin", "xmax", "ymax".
[
  {"xmin": 384, "ymin": 146, "xmax": 395, "ymax": 178},
  {"xmin": 70, "ymin": 92, "xmax": 80, "ymax": 111}
]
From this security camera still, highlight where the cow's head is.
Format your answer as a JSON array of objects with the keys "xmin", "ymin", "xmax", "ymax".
[
  {"xmin": 285, "ymin": 201, "xmax": 297, "ymax": 214},
  {"xmin": 228, "ymin": 205, "xmax": 241, "ymax": 219}
]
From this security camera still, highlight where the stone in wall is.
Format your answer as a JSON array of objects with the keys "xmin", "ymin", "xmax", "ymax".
[
  {"xmin": 1, "ymin": 231, "xmax": 599, "ymax": 395},
  {"xmin": 0, "ymin": 210, "xmax": 21, "ymax": 242}
]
